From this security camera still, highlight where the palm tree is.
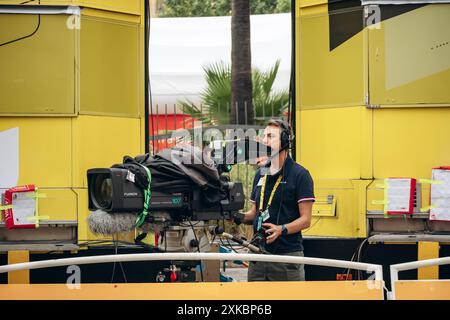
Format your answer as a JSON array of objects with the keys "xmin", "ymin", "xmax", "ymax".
[
  {"xmin": 230, "ymin": 0, "xmax": 254, "ymax": 125},
  {"xmin": 179, "ymin": 60, "xmax": 288, "ymax": 125},
  {"xmin": 252, "ymin": 60, "xmax": 288, "ymax": 122}
]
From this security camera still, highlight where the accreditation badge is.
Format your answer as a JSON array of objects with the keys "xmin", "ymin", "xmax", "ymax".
[
  {"xmin": 257, "ymin": 177, "xmax": 264, "ymax": 187},
  {"xmin": 257, "ymin": 215, "xmax": 263, "ymax": 231},
  {"xmin": 261, "ymin": 208, "xmax": 270, "ymax": 222}
]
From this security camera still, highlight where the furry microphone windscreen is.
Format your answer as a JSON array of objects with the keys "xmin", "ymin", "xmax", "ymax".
[{"xmin": 87, "ymin": 210, "xmax": 137, "ymax": 236}]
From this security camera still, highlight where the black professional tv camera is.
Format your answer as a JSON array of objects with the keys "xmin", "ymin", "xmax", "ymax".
[
  {"xmin": 87, "ymin": 138, "xmax": 270, "ymax": 223},
  {"xmin": 87, "ymin": 168, "xmax": 244, "ymax": 221}
]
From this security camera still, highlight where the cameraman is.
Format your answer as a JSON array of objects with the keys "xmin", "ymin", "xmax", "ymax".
[{"xmin": 236, "ymin": 119, "xmax": 315, "ymax": 281}]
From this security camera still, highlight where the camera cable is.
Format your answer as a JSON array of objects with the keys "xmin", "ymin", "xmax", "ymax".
[
  {"xmin": 187, "ymin": 218, "xmax": 204, "ymax": 282},
  {"xmin": 135, "ymin": 164, "xmax": 152, "ymax": 228},
  {"xmin": 0, "ymin": 0, "xmax": 41, "ymax": 47}
]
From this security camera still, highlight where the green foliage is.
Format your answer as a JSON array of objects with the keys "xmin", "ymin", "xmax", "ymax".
[
  {"xmin": 179, "ymin": 60, "xmax": 288, "ymax": 125},
  {"xmin": 158, "ymin": 0, "xmax": 291, "ymax": 17},
  {"xmin": 252, "ymin": 60, "xmax": 289, "ymax": 122},
  {"xmin": 251, "ymin": 0, "xmax": 277, "ymax": 15},
  {"xmin": 179, "ymin": 62, "xmax": 231, "ymax": 125},
  {"xmin": 274, "ymin": 0, "xmax": 291, "ymax": 13},
  {"xmin": 159, "ymin": 0, "xmax": 229, "ymax": 17}
]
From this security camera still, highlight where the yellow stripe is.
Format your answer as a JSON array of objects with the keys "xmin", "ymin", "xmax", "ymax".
[
  {"xmin": 8, "ymin": 251, "xmax": 30, "ymax": 284},
  {"xmin": 420, "ymin": 179, "xmax": 443, "ymax": 185},
  {"xmin": 26, "ymin": 216, "xmax": 50, "ymax": 221},
  {"xmin": 418, "ymin": 242, "xmax": 439, "ymax": 280},
  {"xmin": 26, "ymin": 193, "xmax": 47, "ymax": 198},
  {"xmin": 420, "ymin": 205, "xmax": 436, "ymax": 212},
  {"xmin": 0, "ymin": 281, "xmax": 384, "ymax": 300}
]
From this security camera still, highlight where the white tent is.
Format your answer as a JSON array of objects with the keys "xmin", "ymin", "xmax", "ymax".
[{"xmin": 149, "ymin": 13, "xmax": 291, "ymax": 110}]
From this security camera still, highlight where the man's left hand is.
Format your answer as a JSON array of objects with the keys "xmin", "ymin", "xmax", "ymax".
[{"xmin": 262, "ymin": 223, "xmax": 282, "ymax": 244}]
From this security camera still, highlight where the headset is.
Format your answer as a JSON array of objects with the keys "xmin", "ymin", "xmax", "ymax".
[{"xmin": 269, "ymin": 119, "xmax": 294, "ymax": 151}]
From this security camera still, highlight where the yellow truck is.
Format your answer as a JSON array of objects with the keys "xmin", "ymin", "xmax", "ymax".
[
  {"xmin": 0, "ymin": 0, "xmax": 149, "ymax": 284},
  {"xmin": 295, "ymin": 0, "xmax": 450, "ymax": 282}
]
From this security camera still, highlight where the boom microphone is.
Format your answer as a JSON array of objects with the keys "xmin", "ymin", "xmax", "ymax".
[
  {"xmin": 87, "ymin": 209, "xmax": 171, "ymax": 236},
  {"xmin": 87, "ymin": 210, "xmax": 137, "ymax": 236}
]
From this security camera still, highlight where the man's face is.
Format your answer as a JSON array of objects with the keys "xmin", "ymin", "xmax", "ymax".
[{"xmin": 262, "ymin": 125, "xmax": 282, "ymax": 152}]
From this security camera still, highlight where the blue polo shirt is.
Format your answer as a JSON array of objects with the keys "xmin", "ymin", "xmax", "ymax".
[{"xmin": 250, "ymin": 156, "xmax": 315, "ymax": 253}]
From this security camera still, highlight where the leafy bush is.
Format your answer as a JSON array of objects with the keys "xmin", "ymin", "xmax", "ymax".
[{"xmin": 179, "ymin": 60, "xmax": 288, "ymax": 125}]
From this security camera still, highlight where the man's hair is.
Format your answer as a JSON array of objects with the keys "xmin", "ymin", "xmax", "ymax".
[{"xmin": 267, "ymin": 119, "xmax": 291, "ymax": 134}]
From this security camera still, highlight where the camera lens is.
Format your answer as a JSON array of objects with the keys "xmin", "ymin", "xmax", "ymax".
[{"xmin": 92, "ymin": 174, "xmax": 113, "ymax": 210}]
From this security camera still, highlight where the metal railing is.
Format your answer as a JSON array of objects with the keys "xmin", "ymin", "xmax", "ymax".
[
  {"xmin": 148, "ymin": 103, "xmax": 281, "ymax": 154},
  {"xmin": 0, "ymin": 252, "xmax": 384, "ymax": 282},
  {"xmin": 390, "ymin": 256, "xmax": 450, "ymax": 300}
]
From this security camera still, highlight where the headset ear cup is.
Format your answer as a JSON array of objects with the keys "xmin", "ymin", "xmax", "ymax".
[
  {"xmin": 280, "ymin": 130, "xmax": 290, "ymax": 150},
  {"xmin": 272, "ymin": 119, "xmax": 291, "ymax": 150}
]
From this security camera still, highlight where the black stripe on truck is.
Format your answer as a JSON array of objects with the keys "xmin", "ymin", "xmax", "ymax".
[{"xmin": 328, "ymin": 0, "xmax": 426, "ymax": 51}]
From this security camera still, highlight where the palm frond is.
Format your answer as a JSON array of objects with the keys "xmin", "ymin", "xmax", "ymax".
[
  {"xmin": 261, "ymin": 59, "xmax": 280, "ymax": 96},
  {"xmin": 177, "ymin": 60, "xmax": 288, "ymax": 125}
]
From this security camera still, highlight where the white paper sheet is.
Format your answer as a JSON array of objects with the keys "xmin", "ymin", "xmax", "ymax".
[
  {"xmin": 0, "ymin": 127, "xmax": 19, "ymax": 188},
  {"xmin": 386, "ymin": 178, "xmax": 414, "ymax": 213},
  {"xmin": 430, "ymin": 169, "xmax": 450, "ymax": 221},
  {"xmin": 10, "ymin": 191, "xmax": 36, "ymax": 226}
]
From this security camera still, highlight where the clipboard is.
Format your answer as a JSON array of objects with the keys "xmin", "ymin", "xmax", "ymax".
[
  {"xmin": 385, "ymin": 178, "xmax": 416, "ymax": 215},
  {"xmin": 429, "ymin": 166, "xmax": 450, "ymax": 221},
  {"xmin": 1, "ymin": 184, "xmax": 37, "ymax": 229}
]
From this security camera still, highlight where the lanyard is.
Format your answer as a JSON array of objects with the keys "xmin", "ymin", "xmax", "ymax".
[{"xmin": 259, "ymin": 174, "xmax": 283, "ymax": 211}]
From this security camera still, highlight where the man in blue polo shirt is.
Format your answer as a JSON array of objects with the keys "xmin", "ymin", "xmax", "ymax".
[{"xmin": 236, "ymin": 119, "xmax": 315, "ymax": 281}]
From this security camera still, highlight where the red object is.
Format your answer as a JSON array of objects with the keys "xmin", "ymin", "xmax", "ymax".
[
  {"xmin": 2, "ymin": 184, "xmax": 36, "ymax": 229},
  {"xmin": 155, "ymin": 233, "xmax": 160, "ymax": 246},
  {"xmin": 387, "ymin": 178, "xmax": 416, "ymax": 215},
  {"xmin": 170, "ymin": 270, "xmax": 177, "ymax": 282},
  {"xmin": 433, "ymin": 166, "xmax": 450, "ymax": 170},
  {"xmin": 336, "ymin": 274, "xmax": 353, "ymax": 281},
  {"xmin": 149, "ymin": 114, "xmax": 195, "ymax": 153},
  {"xmin": 149, "ymin": 114, "xmax": 194, "ymax": 134}
]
